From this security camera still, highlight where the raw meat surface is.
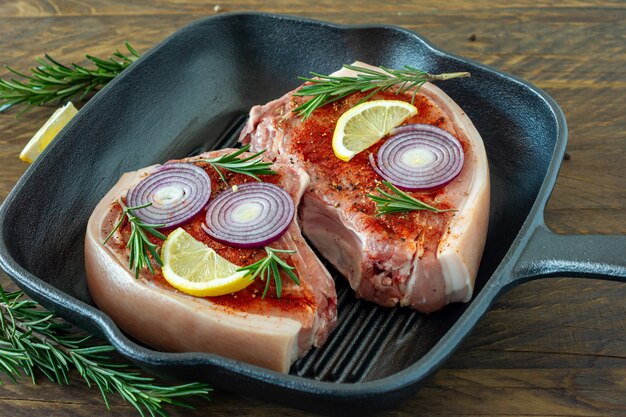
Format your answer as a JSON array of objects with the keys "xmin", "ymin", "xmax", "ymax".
[
  {"xmin": 84, "ymin": 149, "xmax": 337, "ymax": 372},
  {"xmin": 240, "ymin": 62, "xmax": 490, "ymax": 312}
]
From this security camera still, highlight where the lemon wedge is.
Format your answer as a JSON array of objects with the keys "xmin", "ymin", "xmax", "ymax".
[
  {"xmin": 161, "ymin": 228, "xmax": 251, "ymax": 297},
  {"xmin": 19, "ymin": 102, "xmax": 78, "ymax": 163},
  {"xmin": 332, "ymin": 100, "xmax": 417, "ymax": 161}
]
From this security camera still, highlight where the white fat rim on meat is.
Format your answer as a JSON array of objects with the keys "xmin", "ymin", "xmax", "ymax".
[
  {"xmin": 420, "ymin": 81, "xmax": 490, "ymax": 303},
  {"xmin": 85, "ymin": 156, "xmax": 304, "ymax": 373},
  {"xmin": 335, "ymin": 63, "xmax": 490, "ymax": 305}
]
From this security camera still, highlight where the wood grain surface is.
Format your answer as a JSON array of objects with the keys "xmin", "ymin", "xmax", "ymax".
[{"xmin": 0, "ymin": 1, "xmax": 625, "ymax": 416}]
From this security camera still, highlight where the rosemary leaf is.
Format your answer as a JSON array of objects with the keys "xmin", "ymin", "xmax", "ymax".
[
  {"xmin": 200, "ymin": 145, "xmax": 276, "ymax": 186},
  {"xmin": 0, "ymin": 42, "xmax": 140, "ymax": 113},
  {"xmin": 237, "ymin": 247, "xmax": 299, "ymax": 298},
  {"xmin": 103, "ymin": 200, "xmax": 165, "ymax": 279},
  {"xmin": 367, "ymin": 181, "xmax": 455, "ymax": 216},
  {"xmin": 0, "ymin": 287, "xmax": 210, "ymax": 417},
  {"xmin": 294, "ymin": 64, "xmax": 470, "ymax": 119}
]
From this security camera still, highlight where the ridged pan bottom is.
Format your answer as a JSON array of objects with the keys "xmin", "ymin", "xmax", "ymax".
[{"xmin": 291, "ymin": 263, "xmax": 462, "ymax": 383}]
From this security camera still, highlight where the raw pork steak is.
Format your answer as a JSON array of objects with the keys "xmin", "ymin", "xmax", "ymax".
[
  {"xmin": 85, "ymin": 149, "xmax": 337, "ymax": 372},
  {"xmin": 240, "ymin": 62, "xmax": 490, "ymax": 313}
]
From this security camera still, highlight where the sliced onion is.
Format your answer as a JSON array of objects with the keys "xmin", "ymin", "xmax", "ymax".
[
  {"xmin": 203, "ymin": 183, "xmax": 294, "ymax": 248},
  {"xmin": 369, "ymin": 123, "xmax": 464, "ymax": 191},
  {"xmin": 126, "ymin": 163, "xmax": 211, "ymax": 228}
]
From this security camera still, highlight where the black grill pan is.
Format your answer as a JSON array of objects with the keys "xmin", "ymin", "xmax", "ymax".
[{"xmin": 0, "ymin": 13, "xmax": 625, "ymax": 415}]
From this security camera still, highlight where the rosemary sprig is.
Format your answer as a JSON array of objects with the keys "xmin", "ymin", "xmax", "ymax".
[
  {"xmin": 201, "ymin": 145, "xmax": 276, "ymax": 185},
  {"xmin": 103, "ymin": 200, "xmax": 166, "ymax": 279},
  {"xmin": 293, "ymin": 64, "xmax": 470, "ymax": 119},
  {"xmin": 0, "ymin": 42, "xmax": 140, "ymax": 112},
  {"xmin": 237, "ymin": 247, "xmax": 300, "ymax": 298},
  {"xmin": 0, "ymin": 286, "xmax": 210, "ymax": 417},
  {"xmin": 367, "ymin": 181, "xmax": 455, "ymax": 216}
]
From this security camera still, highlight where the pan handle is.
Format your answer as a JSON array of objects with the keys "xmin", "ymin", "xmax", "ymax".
[{"xmin": 511, "ymin": 223, "xmax": 626, "ymax": 283}]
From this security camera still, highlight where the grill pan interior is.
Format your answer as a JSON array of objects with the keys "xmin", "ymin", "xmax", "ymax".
[
  {"xmin": 187, "ymin": 116, "xmax": 468, "ymax": 383},
  {"xmin": 0, "ymin": 13, "xmax": 563, "ymax": 412},
  {"xmin": 181, "ymin": 106, "xmax": 546, "ymax": 383}
]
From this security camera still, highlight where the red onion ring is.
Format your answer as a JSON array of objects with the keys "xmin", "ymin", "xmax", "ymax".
[
  {"xmin": 202, "ymin": 183, "xmax": 294, "ymax": 248},
  {"xmin": 369, "ymin": 123, "xmax": 464, "ymax": 191},
  {"xmin": 126, "ymin": 163, "xmax": 211, "ymax": 228}
]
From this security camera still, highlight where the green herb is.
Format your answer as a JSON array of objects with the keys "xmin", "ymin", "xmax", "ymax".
[
  {"xmin": 367, "ymin": 181, "xmax": 455, "ymax": 216},
  {"xmin": 0, "ymin": 286, "xmax": 210, "ymax": 417},
  {"xmin": 237, "ymin": 247, "xmax": 300, "ymax": 298},
  {"xmin": 202, "ymin": 145, "xmax": 276, "ymax": 186},
  {"xmin": 0, "ymin": 42, "xmax": 140, "ymax": 113},
  {"xmin": 103, "ymin": 200, "xmax": 166, "ymax": 279},
  {"xmin": 293, "ymin": 64, "xmax": 470, "ymax": 119}
]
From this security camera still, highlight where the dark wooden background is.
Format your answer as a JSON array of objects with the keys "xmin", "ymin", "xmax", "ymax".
[{"xmin": 0, "ymin": 1, "xmax": 625, "ymax": 416}]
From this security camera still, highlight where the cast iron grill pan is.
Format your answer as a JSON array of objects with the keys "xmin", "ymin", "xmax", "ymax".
[{"xmin": 0, "ymin": 13, "xmax": 624, "ymax": 415}]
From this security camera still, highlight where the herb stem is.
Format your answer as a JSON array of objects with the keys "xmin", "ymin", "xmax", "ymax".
[
  {"xmin": 103, "ymin": 200, "xmax": 166, "ymax": 278},
  {"xmin": 0, "ymin": 287, "xmax": 211, "ymax": 417},
  {"xmin": 200, "ymin": 145, "xmax": 276, "ymax": 186},
  {"xmin": 294, "ymin": 64, "xmax": 470, "ymax": 119},
  {"xmin": 427, "ymin": 72, "xmax": 471, "ymax": 81},
  {"xmin": 0, "ymin": 42, "xmax": 140, "ymax": 113},
  {"xmin": 237, "ymin": 247, "xmax": 300, "ymax": 298},
  {"xmin": 367, "ymin": 181, "xmax": 455, "ymax": 216}
]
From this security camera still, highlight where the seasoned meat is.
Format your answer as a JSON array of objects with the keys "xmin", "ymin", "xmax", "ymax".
[
  {"xmin": 240, "ymin": 62, "xmax": 490, "ymax": 312},
  {"xmin": 84, "ymin": 149, "xmax": 337, "ymax": 372}
]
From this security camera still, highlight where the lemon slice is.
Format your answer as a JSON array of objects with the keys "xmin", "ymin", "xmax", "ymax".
[
  {"xmin": 332, "ymin": 100, "xmax": 418, "ymax": 161},
  {"xmin": 19, "ymin": 102, "xmax": 78, "ymax": 163},
  {"xmin": 161, "ymin": 228, "xmax": 251, "ymax": 297}
]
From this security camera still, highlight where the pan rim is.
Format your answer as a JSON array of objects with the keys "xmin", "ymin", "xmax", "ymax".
[{"xmin": 0, "ymin": 12, "xmax": 568, "ymax": 397}]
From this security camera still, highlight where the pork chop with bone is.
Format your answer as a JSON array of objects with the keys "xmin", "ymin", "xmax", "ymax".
[
  {"xmin": 85, "ymin": 149, "xmax": 337, "ymax": 373},
  {"xmin": 240, "ymin": 62, "xmax": 490, "ymax": 313}
]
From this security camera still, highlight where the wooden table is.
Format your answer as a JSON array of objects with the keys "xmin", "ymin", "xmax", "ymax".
[{"xmin": 1, "ymin": 1, "xmax": 625, "ymax": 416}]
